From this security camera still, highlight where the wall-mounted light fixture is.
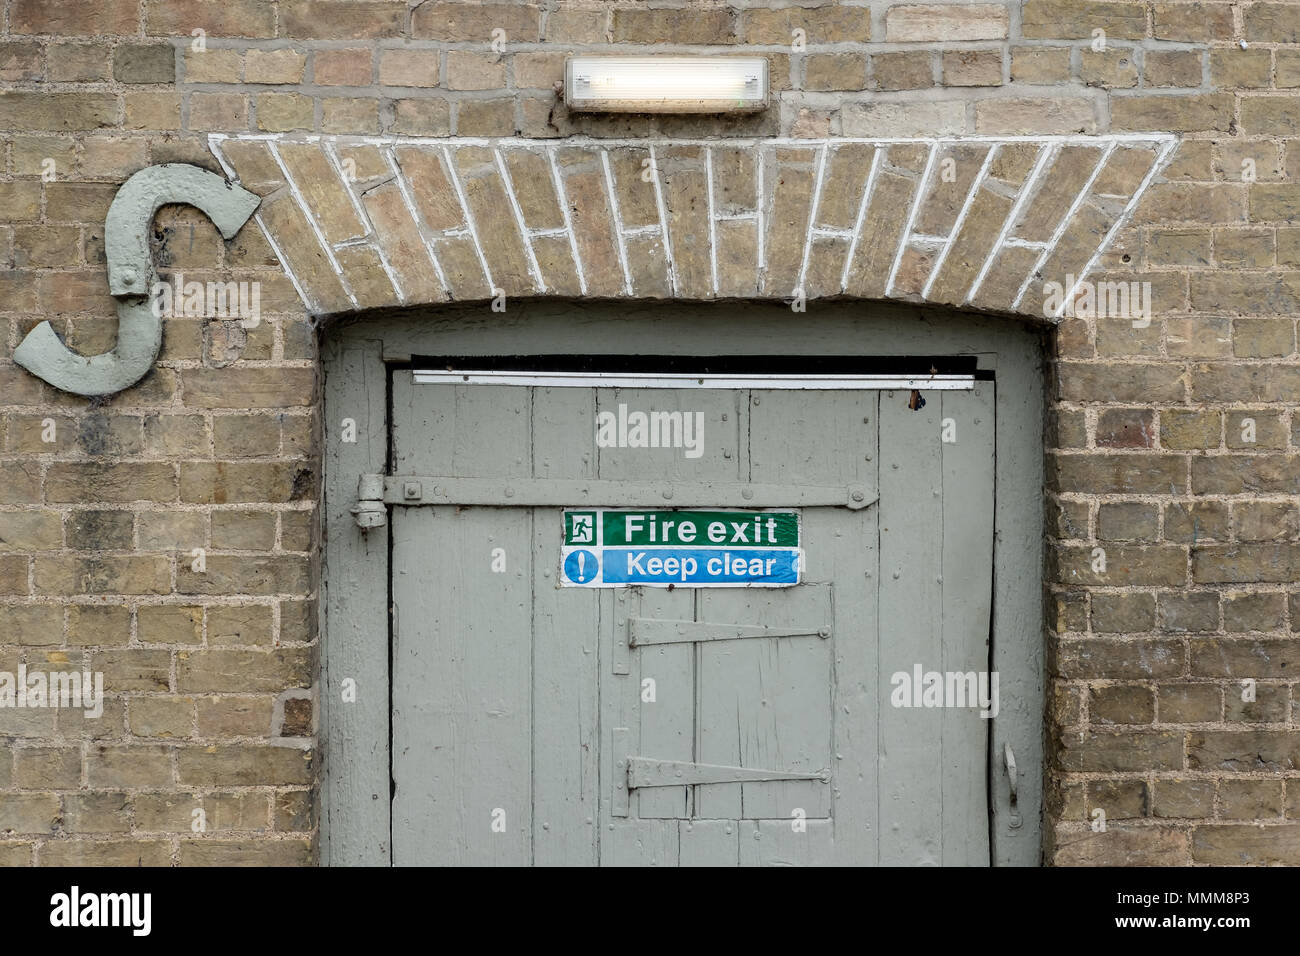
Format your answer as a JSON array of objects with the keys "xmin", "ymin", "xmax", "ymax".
[{"xmin": 563, "ymin": 55, "xmax": 769, "ymax": 113}]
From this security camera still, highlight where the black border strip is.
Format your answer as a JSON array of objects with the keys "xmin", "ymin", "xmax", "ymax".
[{"xmin": 404, "ymin": 353, "xmax": 994, "ymax": 380}]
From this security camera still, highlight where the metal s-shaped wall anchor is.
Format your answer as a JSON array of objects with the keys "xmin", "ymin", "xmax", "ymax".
[{"xmin": 14, "ymin": 163, "xmax": 261, "ymax": 397}]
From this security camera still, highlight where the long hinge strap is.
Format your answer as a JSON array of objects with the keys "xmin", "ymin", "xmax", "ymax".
[
  {"xmin": 627, "ymin": 758, "xmax": 830, "ymax": 789},
  {"xmin": 628, "ymin": 618, "xmax": 830, "ymax": 646}
]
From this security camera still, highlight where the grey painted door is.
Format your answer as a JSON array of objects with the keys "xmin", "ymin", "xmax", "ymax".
[{"xmin": 388, "ymin": 372, "xmax": 995, "ymax": 866}]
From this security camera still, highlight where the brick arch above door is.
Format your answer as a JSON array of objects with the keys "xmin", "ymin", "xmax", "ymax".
[{"xmin": 210, "ymin": 133, "xmax": 1175, "ymax": 321}]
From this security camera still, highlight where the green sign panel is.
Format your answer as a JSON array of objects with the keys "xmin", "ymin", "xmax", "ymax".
[{"xmin": 565, "ymin": 510, "xmax": 799, "ymax": 548}]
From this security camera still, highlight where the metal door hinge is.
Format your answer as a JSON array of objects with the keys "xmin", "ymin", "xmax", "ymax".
[
  {"xmin": 628, "ymin": 758, "xmax": 829, "ymax": 789},
  {"xmin": 612, "ymin": 752, "xmax": 828, "ymax": 818},
  {"xmin": 628, "ymin": 617, "xmax": 830, "ymax": 647},
  {"xmin": 351, "ymin": 474, "xmax": 386, "ymax": 529},
  {"xmin": 353, "ymin": 473, "xmax": 877, "ymax": 526}
]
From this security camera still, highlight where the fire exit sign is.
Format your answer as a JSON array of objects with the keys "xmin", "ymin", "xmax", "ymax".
[{"xmin": 560, "ymin": 509, "xmax": 802, "ymax": 588}]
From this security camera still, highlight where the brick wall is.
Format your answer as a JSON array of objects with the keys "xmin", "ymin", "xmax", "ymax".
[{"xmin": 1, "ymin": 0, "xmax": 1298, "ymax": 865}]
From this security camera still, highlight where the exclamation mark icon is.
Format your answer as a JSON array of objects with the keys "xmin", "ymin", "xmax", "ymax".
[{"xmin": 564, "ymin": 549, "xmax": 598, "ymax": 585}]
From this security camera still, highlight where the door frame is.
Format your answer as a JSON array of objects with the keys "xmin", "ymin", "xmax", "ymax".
[{"xmin": 319, "ymin": 298, "xmax": 1048, "ymax": 866}]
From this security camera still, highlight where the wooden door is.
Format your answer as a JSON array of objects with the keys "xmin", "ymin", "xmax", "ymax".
[{"xmin": 388, "ymin": 372, "xmax": 994, "ymax": 865}]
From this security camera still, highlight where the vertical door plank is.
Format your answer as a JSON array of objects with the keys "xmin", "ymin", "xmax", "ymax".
[
  {"xmin": 321, "ymin": 343, "xmax": 391, "ymax": 865},
  {"xmin": 820, "ymin": 390, "xmax": 880, "ymax": 866},
  {"xmin": 749, "ymin": 389, "xmax": 878, "ymax": 863},
  {"xmin": 532, "ymin": 505, "xmax": 600, "ymax": 865},
  {"xmin": 600, "ymin": 588, "xmax": 630, "ymax": 864},
  {"xmin": 391, "ymin": 505, "xmax": 533, "ymax": 865},
  {"xmin": 694, "ymin": 633, "xmax": 743, "ymax": 819},
  {"xmin": 531, "ymin": 385, "xmax": 600, "ymax": 864},
  {"xmin": 390, "ymin": 375, "xmax": 534, "ymax": 865},
  {"xmin": 634, "ymin": 587, "xmax": 694, "ymax": 819},
  {"xmin": 985, "ymin": 363, "xmax": 1045, "ymax": 867},
  {"xmin": 877, "ymin": 389, "xmax": 945, "ymax": 865},
  {"xmin": 819, "ymin": 500, "xmax": 880, "ymax": 867},
  {"xmin": 940, "ymin": 386, "xmax": 995, "ymax": 865}
]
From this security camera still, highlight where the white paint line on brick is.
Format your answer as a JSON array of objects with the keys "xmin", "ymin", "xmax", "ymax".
[
  {"xmin": 494, "ymin": 146, "xmax": 546, "ymax": 293},
  {"xmin": 267, "ymin": 140, "xmax": 360, "ymax": 309},
  {"xmin": 965, "ymin": 142, "xmax": 1057, "ymax": 305},
  {"xmin": 322, "ymin": 139, "xmax": 407, "ymax": 304},
  {"xmin": 528, "ymin": 226, "xmax": 570, "ymax": 239},
  {"xmin": 1012, "ymin": 141, "xmax": 1116, "ymax": 312},
  {"xmin": 923, "ymin": 144, "xmax": 998, "ymax": 300},
  {"xmin": 648, "ymin": 144, "xmax": 679, "ymax": 297},
  {"xmin": 208, "ymin": 135, "xmax": 314, "ymax": 313},
  {"xmin": 841, "ymin": 146, "xmax": 884, "ymax": 293},
  {"xmin": 546, "ymin": 148, "xmax": 588, "ymax": 296},
  {"xmin": 441, "ymin": 145, "xmax": 497, "ymax": 296},
  {"xmin": 885, "ymin": 141, "xmax": 938, "ymax": 298},
  {"xmin": 621, "ymin": 224, "xmax": 661, "ymax": 237},
  {"xmin": 1054, "ymin": 139, "xmax": 1179, "ymax": 320},
  {"xmin": 382, "ymin": 145, "xmax": 451, "ymax": 295},
  {"xmin": 716, "ymin": 212, "xmax": 758, "ymax": 222},
  {"xmin": 706, "ymin": 147, "xmax": 719, "ymax": 296},
  {"xmin": 599, "ymin": 149, "xmax": 634, "ymax": 296},
  {"xmin": 812, "ymin": 227, "xmax": 855, "ymax": 240},
  {"xmin": 796, "ymin": 143, "xmax": 830, "ymax": 298},
  {"xmin": 1002, "ymin": 237, "xmax": 1049, "ymax": 250}
]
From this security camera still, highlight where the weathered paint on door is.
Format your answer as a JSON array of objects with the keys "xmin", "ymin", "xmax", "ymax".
[{"xmin": 387, "ymin": 373, "xmax": 995, "ymax": 866}]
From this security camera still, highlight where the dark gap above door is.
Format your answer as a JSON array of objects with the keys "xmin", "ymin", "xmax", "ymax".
[{"xmin": 398, "ymin": 353, "xmax": 993, "ymax": 378}]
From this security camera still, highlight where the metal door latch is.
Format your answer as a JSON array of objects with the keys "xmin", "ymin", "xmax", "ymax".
[{"xmin": 1004, "ymin": 741, "xmax": 1022, "ymax": 829}]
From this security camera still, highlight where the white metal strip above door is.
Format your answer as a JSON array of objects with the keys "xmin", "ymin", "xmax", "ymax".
[{"xmin": 412, "ymin": 369, "xmax": 975, "ymax": 389}]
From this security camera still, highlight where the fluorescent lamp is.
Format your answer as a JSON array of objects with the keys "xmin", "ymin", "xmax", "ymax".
[{"xmin": 564, "ymin": 56, "xmax": 769, "ymax": 113}]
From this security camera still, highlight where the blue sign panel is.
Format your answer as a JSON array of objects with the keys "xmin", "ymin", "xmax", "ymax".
[{"xmin": 599, "ymin": 548, "xmax": 800, "ymax": 586}]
